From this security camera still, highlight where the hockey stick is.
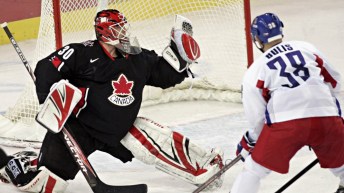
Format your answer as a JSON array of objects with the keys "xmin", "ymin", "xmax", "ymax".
[
  {"xmin": 192, "ymin": 155, "xmax": 242, "ymax": 193},
  {"xmin": 1, "ymin": 22, "xmax": 148, "ymax": 193},
  {"xmin": 275, "ymin": 158, "xmax": 319, "ymax": 193}
]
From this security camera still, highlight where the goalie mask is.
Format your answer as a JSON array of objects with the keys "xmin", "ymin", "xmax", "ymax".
[{"xmin": 94, "ymin": 9, "xmax": 141, "ymax": 54}]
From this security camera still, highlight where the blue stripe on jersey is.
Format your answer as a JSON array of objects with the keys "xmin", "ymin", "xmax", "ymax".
[
  {"xmin": 335, "ymin": 98, "xmax": 342, "ymax": 116},
  {"xmin": 265, "ymin": 108, "xmax": 272, "ymax": 125}
]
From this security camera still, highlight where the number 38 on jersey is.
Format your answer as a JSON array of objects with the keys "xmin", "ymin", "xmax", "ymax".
[{"xmin": 266, "ymin": 49, "xmax": 309, "ymax": 88}]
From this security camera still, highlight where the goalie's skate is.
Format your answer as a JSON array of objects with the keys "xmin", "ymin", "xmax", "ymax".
[{"xmin": 0, "ymin": 148, "xmax": 38, "ymax": 184}]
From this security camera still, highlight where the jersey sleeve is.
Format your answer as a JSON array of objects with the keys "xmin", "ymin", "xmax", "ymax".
[
  {"xmin": 144, "ymin": 49, "xmax": 189, "ymax": 88},
  {"xmin": 242, "ymin": 63, "xmax": 267, "ymax": 141},
  {"xmin": 34, "ymin": 45, "xmax": 77, "ymax": 104},
  {"xmin": 314, "ymin": 51, "xmax": 341, "ymax": 96},
  {"xmin": 302, "ymin": 41, "xmax": 342, "ymax": 96}
]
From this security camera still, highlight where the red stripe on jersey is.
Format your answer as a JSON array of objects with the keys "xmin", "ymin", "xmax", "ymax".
[
  {"xmin": 129, "ymin": 126, "xmax": 207, "ymax": 176},
  {"xmin": 315, "ymin": 54, "xmax": 337, "ymax": 88},
  {"xmin": 256, "ymin": 80, "xmax": 270, "ymax": 102},
  {"xmin": 51, "ymin": 56, "xmax": 63, "ymax": 69},
  {"xmin": 44, "ymin": 176, "xmax": 57, "ymax": 193},
  {"xmin": 256, "ymin": 80, "xmax": 264, "ymax": 89}
]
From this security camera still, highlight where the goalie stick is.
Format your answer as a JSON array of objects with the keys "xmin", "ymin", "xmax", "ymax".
[
  {"xmin": 1, "ymin": 22, "xmax": 148, "ymax": 193},
  {"xmin": 192, "ymin": 155, "xmax": 242, "ymax": 193}
]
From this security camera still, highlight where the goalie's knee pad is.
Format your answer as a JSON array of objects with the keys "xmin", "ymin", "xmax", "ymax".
[
  {"xmin": 18, "ymin": 166, "xmax": 68, "ymax": 193},
  {"xmin": 121, "ymin": 117, "xmax": 224, "ymax": 188}
]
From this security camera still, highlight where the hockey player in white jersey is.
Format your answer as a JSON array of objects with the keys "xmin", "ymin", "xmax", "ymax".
[{"xmin": 230, "ymin": 13, "xmax": 344, "ymax": 193}]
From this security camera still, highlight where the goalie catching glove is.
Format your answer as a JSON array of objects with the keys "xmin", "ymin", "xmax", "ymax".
[{"xmin": 163, "ymin": 15, "xmax": 200, "ymax": 72}]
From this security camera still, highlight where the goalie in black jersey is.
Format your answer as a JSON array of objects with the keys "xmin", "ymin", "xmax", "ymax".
[{"xmin": 1, "ymin": 9, "xmax": 223, "ymax": 193}]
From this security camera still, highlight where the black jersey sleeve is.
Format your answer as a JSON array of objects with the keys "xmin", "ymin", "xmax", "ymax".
[
  {"xmin": 144, "ymin": 49, "xmax": 189, "ymax": 89},
  {"xmin": 34, "ymin": 44, "xmax": 77, "ymax": 104}
]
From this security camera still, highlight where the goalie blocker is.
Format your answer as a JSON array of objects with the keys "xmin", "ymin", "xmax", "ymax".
[
  {"xmin": 36, "ymin": 79, "xmax": 82, "ymax": 133},
  {"xmin": 162, "ymin": 15, "xmax": 200, "ymax": 73}
]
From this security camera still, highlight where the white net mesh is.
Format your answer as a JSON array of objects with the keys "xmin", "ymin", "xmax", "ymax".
[{"xmin": 1, "ymin": 0, "xmax": 250, "ymax": 145}]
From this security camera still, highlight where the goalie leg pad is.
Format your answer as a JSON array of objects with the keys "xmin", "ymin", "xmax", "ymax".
[
  {"xmin": 121, "ymin": 117, "xmax": 224, "ymax": 186},
  {"xmin": 121, "ymin": 117, "xmax": 172, "ymax": 165},
  {"xmin": 18, "ymin": 166, "xmax": 68, "ymax": 193}
]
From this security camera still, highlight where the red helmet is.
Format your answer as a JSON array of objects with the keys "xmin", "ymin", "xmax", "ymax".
[
  {"xmin": 94, "ymin": 9, "xmax": 141, "ymax": 54},
  {"xmin": 94, "ymin": 9, "xmax": 129, "ymax": 45}
]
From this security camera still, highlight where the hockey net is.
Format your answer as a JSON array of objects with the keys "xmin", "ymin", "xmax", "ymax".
[{"xmin": 0, "ymin": 0, "xmax": 252, "ymax": 147}]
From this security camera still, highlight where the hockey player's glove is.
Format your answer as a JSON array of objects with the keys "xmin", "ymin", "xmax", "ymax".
[
  {"xmin": 236, "ymin": 131, "xmax": 256, "ymax": 161},
  {"xmin": 162, "ymin": 15, "xmax": 200, "ymax": 72},
  {"xmin": 36, "ymin": 79, "xmax": 82, "ymax": 133}
]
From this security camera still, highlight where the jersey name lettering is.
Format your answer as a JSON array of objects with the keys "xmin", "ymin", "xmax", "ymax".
[
  {"xmin": 108, "ymin": 95, "xmax": 135, "ymax": 106},
  {"xmin": 266, "ymin": 44, "xmax": 293, "ymax": 59}
]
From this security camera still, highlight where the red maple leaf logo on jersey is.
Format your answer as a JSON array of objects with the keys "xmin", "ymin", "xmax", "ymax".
[{"xmin": 112, "ymin": 74, "xmax": 133, "ymax": 95}]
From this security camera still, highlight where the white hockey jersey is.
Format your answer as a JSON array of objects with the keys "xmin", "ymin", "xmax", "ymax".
[{"xmin": 242, "ymin": 41, "xmax": 342, "ymax": 140}]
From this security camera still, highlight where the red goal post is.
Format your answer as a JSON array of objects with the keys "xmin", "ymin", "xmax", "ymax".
[{"xmin": 0, "ymin": 0, "xmax": 253, "ymax": 147}]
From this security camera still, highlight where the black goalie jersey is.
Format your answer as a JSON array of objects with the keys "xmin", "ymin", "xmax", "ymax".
[{"xmin": 34, "ymin": 40, "xmax": 188, "ymax": 146}]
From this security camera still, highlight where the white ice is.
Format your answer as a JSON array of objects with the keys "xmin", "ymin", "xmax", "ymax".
[{"xmin": 0, "ymin": 0, "xmax": 344, "ymax": 192}]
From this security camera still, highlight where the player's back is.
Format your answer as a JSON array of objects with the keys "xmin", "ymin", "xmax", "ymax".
[{"xmin": 253, "ymin": 40, "xmax": 341, "ymax": 123}]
